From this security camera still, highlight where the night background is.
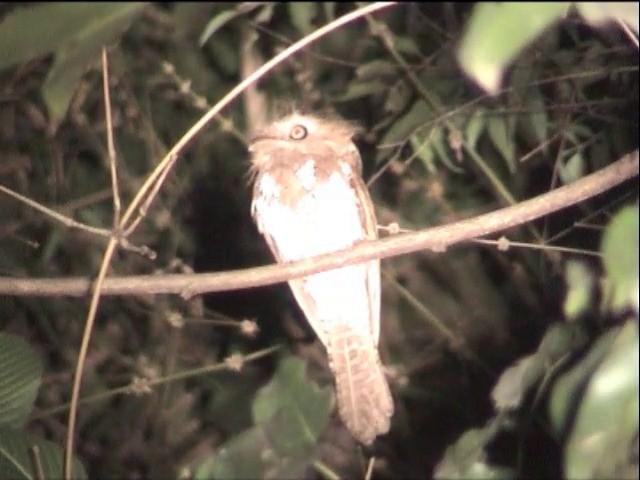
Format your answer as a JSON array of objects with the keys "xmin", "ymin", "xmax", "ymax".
[{"xmin": 0, "ymin": 3, "xmax": 638, "ymax": 479}]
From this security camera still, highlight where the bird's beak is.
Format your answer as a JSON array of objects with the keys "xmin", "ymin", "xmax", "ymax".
[
  {"xmin": 247, "ymin": 134, "xmax": 267, "ymax": 153},
  {"xmin": 247, "ymin": 125, "xmax": 283, "ymax": 152},
  {"xmin": 248, "ymin": 124, "xmax": 278, "ymax": 145}
]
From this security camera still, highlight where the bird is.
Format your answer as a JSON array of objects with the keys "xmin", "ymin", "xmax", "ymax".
[{"xmin": 248, "ymin": 112, "xmax": 393, "ymax": 445}]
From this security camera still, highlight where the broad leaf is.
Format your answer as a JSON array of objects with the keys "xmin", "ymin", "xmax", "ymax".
[
  {"xmin": 458, "ymin": 3, "xmax": 570, "ymax": 93},
  {"xmin": 0, "ymin": 425, "xmax": 87, "ymax": 480},
  {"xmin": 601, "ymin": 206, "xmax": 639, "ymax": 312},
  {"xmin": 0, "ymin": 334, "xmax": 42, "ymax": 429}
]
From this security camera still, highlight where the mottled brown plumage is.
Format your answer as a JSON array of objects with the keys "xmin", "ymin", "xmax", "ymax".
[{"xmin": 249, "ymin": 113, "xmax": 393, "ymax": 444}]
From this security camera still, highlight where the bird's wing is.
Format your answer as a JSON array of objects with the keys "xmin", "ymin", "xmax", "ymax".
[{"xmin": 350, "ymin": 174, "xmax": 381, "ymax": 345}]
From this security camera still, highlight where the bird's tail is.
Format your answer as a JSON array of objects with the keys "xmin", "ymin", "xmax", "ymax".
[{"xmin": 326, "ymin": 324, "xmax": 393, "ymax": 445}]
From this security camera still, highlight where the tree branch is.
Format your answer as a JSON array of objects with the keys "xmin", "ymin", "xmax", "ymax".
[{"xmin": 1, "ymin": 150, "xmax": 637, "ymax": 298}]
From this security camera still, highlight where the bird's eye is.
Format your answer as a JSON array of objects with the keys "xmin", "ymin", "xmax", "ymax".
[{"xmin": 289, "ymin": 124, "xmax": 308, "ymax": 140}]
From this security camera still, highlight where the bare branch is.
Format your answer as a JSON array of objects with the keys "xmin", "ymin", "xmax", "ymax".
[
  {"xmin": 2, "ymin": 150, "xmax": 636, "ymax": 299},
  {"xmin": 0, "ymin": 183, "xmax": 112, "ymax": 238},
  {"xmin": 102, "ymin": 48, "xmax": 121, "ymax": 225}
]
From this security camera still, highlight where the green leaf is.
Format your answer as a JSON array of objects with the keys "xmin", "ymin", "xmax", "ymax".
[
  {"xmin": 0, "ymin": 425, "xmax": 87, "ymax": 480},
  {"xmin": 0, "ymin": 334, "xmax": 42, "ymax": 428},
  {"xmin": 334, "ymin": 79, "xmax": 388, "ymax": 102},
  {"xmin": 206, "ymin": 373, "xmax": 257, "ymax": 433},
  {"xmin": 563, "ymin": 261, "xmax": 596, "ymax": 320},
  {"xmin": 492, "ymin": 354, "xmax": 544, "ymax": 411},
  {"xmin": 413, "ymin": 126, "xmax": 466, "ymax": 174},
  {"xmin": 492, "ymin": 322, "xmax": 589, "ymax": 412},
  {"xmin": 288, "ymin": 3, "xmax": 317, "ymax": 35},
  {"xmin": 383, "ymin": 80, "xmax": 412, "ymax": 115},
  {"xmin": 522, "ymin": 89, "xmax": 549, "ymax": 148},
  {"xmin": 558, "ymin": 152, "xmax": 585, "ymax": 185},
  {"xmin": 195, "ymin": 427, "xmax": 306, "ymax": 480},
  {"xmin": 410, "ymin": 131, "xmax": 437, "ymax": 174},
  {"xmin": 199, "ymin": 10, "xmax": 243, "ymax": 46},
  {"xmin": 601, "ymin": 205, "xmax": 639, "ymax": 312},
  {"xmin": 0, "ymin": 4, "xmax": 146, "ymax": 65},
  {"xmin": 253, "ymin": 3, "xmax": 275, "ymax": 24},
  {"xmin": 487, "ymin": 116, "xmax": 516, "ymax": 172},
  {"xmin": 434, "ymin": 422, "xmax": 515, "ymax": 479},
  {"xmin": 195, "ymin": 428, "xmax": 262, "ymax": 479},
  {"xmin": 322, "ymin": 3, "xmax": 336, "ymax": 21},
  {"xmin": 537, "ymin": 322, "xmax": 590, "ymax": 362},
  {"xmin": 198, "ymin": 3, "xmax": 267, "ymax": 46},
  {"xmin": 40, "ymin": 3, "xmax": 147, "ymax": 120},
  {"xmin": 465, "ymin": 108, "xmax": 486, "ymax": 150},
  {"xmin": 549, "ymin": 327, "xmax": 619, "ymax": 436},
  {"xmin": 378, "ymin": 100, "xmax": 433, "ymax": 161},
  {"xmin": 195, "ymin": 356, "xmax": 333, "ymax": 479},
  {"xmin": 355, "ymin": 60, "xmax": 397, "ymax": 81},
  {"xmin": 252, "ymin": 357, "xmax": 333, "ymax": 445},
  {"xmin": 576, "ymin": 2, "xmax": 639, "ymax": 33},
  {"xmin": 437, "ymin": 129, "xmax": 466, "ymax": 174},
  {"xmin": 458, "ymin": 3, "xmax": 570, "ymax": 93},
  {"xmin": 0, "ymin": 4, "xmax": 140, "ymax": 69},
  {"xmin": 410, "ymin": 125, "xmax": 466, "ymax": 175},
  {"xmin": 564, "ymin": 123, "xmax": 594, "ymax": 145},
  {"xmin": 38, "ymin": 227, "xmax": 67, "ymax": 268},
  {"xmin": 393, "ymin": 35, "xmax": 422, "ymax": 58},
  {"xmin": 0, "ymin": 3, "xmax": 146, "ymax": 120},
  {"xmin": 564, "ymin": 320, "xmax": 639, "ymax": 479}
]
